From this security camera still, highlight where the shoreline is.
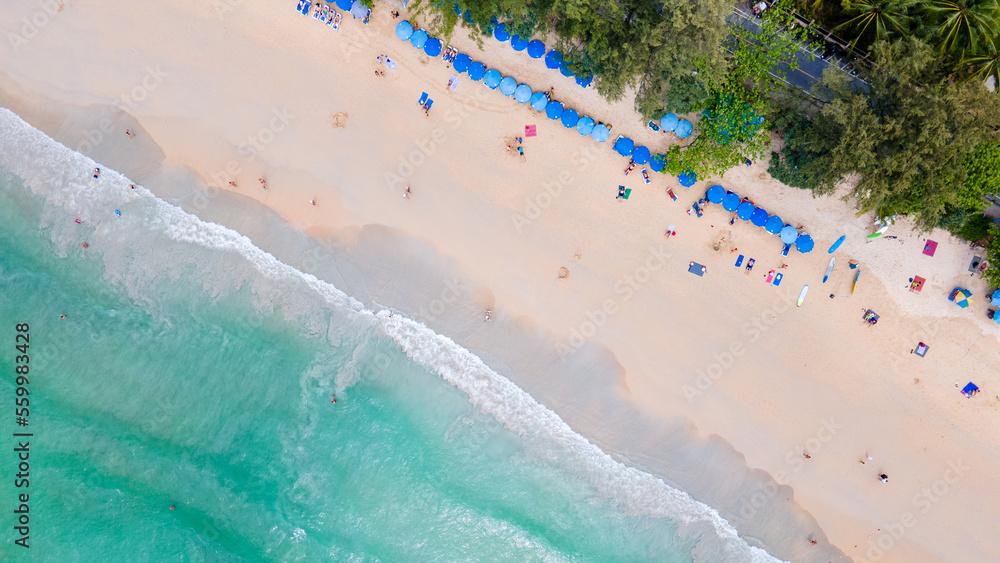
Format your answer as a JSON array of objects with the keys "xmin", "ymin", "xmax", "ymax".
[{"xmin": 3, "ymin": 0, "xmax": 1000, "ymax": 561}]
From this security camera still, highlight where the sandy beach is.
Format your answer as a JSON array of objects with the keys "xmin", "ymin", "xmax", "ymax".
[{"xmin": 3, "ymin": 1, "xmax": 999, "ymax": 561}]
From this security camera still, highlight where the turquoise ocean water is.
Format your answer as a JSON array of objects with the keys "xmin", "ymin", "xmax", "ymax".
[{"xmin": 0, "ymin": 109, "xmax": 778, "ymax": 562}]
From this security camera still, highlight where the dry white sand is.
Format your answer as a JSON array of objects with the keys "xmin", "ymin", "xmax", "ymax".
[{"xmin": 2, "ymin": 1, "xmax": 999, "ymax": 561}]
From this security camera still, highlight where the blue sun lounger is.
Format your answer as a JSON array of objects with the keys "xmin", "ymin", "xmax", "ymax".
[
  {"xmin": 781, "ymin": 243, "xmax": 791, "ymax": 257},
  {"xmin": 417, "ymin": 92, "xmax": 428, "ymax": 106}
]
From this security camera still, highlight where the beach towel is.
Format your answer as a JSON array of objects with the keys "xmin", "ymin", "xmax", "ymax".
[
  {"xmin": 910, "ymin": 275, "xmax": 925, "ymax": 293},
  {"xmin": 688, "ymin": 262, "xmax": 706, "ymax": 276},
  {"xmin": 448, "ymin": 74, "xmax": 460, "ymax": 91},
  {"xmin": 417, "ymin": 92, "xmax": 428, "ymax": 105},
  {"xmin": 922, "ymin": 240, "xmax": 938, "ymax": 257},
  {"xmin": 961, "ymin": 382, "xmax": 979, "ymax": 396},
  {"xmin": 914, "ymin": 342, "xmax": 928, "ymax": 357},
  {"xmin": 525, "ymin": 124, "xmax": 537, "ymax": 137},
  {"xmin": 766, "ymin": 270, "xmax": 775, "ymax": 283},
  {"xmin": 623, "ymin": 188, "xmax": 631, "ymax": 200},
  {"xmin": 773, "ymin": 272, "xmax": 783, "ymax": 286},
  {"xmin": 667, "ymin": 188, "xmax": 677, "ymax": 201},
  {"xmin": 382, "ymin": 57, "xmax": 396, "ymax": 70},
  {"xmin": 734, "ymin": 255, "xmax": 744, "ymax": 268}
]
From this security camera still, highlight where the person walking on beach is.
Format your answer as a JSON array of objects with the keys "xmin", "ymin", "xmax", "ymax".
[
  {"xmin": 403, "ymin": 186, "xmax": 411, "ymax": 199},
  {"xmin": 125, "ymin": 129, "xmax": 134, "ymax": 140},
  {"xmin": 259, "ymin": 178, "xmax": 267, "ymax": 190}
]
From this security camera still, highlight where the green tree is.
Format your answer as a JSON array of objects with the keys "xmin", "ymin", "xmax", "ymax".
[
  {"xmin": 922, "ymin": 0, "xmax": 1000, "ymax": 56},
  {"xmin": 835, "ymin": 0, "xmax": 918, "ymax": 47},
  {"xmin": 960, "ymin": 142, "xmax": 1000, "ymax": 208},
  {"xmin": 982, "ymin": 224, "xmax": 1000, "ymax": 285},
  {"xmin": 961, "ymin": 41, "xmax": 1000, "ymax": 84},
  {"xmin": 801, "ymin": 38, "xmax": 1000, "ymax": 229},
  {"xmin": 665, "ymin": 0, "xmax": 814, "ymax": 177}
]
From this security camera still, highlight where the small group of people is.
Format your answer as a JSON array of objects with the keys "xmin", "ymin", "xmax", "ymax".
[
  {"xmin": 505, "ymin": 136, "xmax": 526, "ymax": 162},
  {"xmin": 863, "ymin": 310, "xmax": 878, "ymax": 327}
]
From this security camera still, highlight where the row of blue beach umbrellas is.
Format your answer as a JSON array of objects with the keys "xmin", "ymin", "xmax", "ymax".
[
  {"xmin": 610, "ymin": 136, "xmax": 670, "ymax": 172},
  {"xmin": 491, "ymin": 23, "xmax": 593, "ymax": 88},
  {"xmin": 396, "ymin": 20, "xmax": 615, "ymax": 144},
  {"xmin": 705, "ymin": 185, "xmax": 814, "ymax": 253},
  {"xmin": 332, "ymin": 0, "xmax": 370, "ymax": 18}
]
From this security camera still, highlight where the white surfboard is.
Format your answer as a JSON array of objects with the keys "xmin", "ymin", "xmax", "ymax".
[
  {"xmin": 823, "ymin": 257, "xmax": 835, "ymax": 284},
  {"xmin": 797, "ymin": 285, "xmax": 809, "ymax": 307}
]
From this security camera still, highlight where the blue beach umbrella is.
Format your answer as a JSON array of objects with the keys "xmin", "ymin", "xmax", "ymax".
[
  {"xmin": 499, "ymin": 76, "xmax": 517, "ymax": 96},
  {"xmin": 722, "ymin": 192, "xmax": 740, "ymax": 212},
  {"xmin": 706, "ymin": 185, "xmax": 725, "ymax": 204},
  {"xmin": 453, "ymin": 53, "xmax": 471, "ymax": 73},
  {"xmin": 511, "ymin": 35, "xmax": 529, "ymax": 51},
  {"xmin": 991, "ymin": 289, "xmax": 1000, "ymax": 307},
  {"xmin": 737, "ymin": 201, "xmax": 754, "ymax": 221},
  {"xmin": 765, "ymin": 215, "xmax": 783, "ymax": 234},
  {"xmin": 350, "ymin": 0, "xmax": 370, "ymax": 19},
  {"xmin": 591, "ymin": 123, "xmax": 610, "ymax": 143},
  {"xmin": 494, "ymin": 23, "xmax": 510, "ymax": 42},
  {"xmin": 576, "ymin": 116, "xmax": 595, "ymax": 136},
  {"xmin": 529, "ymin": 92, "xmax": 548, "ymax": 111},
  {"xmin": 660, "ymin": 113, "xmax": 679, "ymax": 132},
  {"xmin": 575, "ymin": 74, "xmax": 593, "ymax": 87},
  {"xmin": 649, "ymin": 153, "xmax": 667, "ymax": 172},
  {"xmin": 561, "ymin": 108, "xmax": 579, "ymax": 128},
  {"xmin": 795, "ymin": 234, "xmax": 815, "ymax": 253},
  {"xmin": 632, "ymin": 145, "xmax": 651, "ymax": 165},
  {"xmin": 780, "ymin": 225, "xmax": 798, "ymax": 244},
  {"xmin": 545, "ymin": 100, "xmax": 564, "ymax": 120},
  {"xmin": 424, "ymin": 38, "xmax": 442, "ymax": 57},
  {"xmin": 527, "ymin": 40, "xmax": 545, "ymax": 59},
  {"xmin": 483, "ymin": 69, "xmax": 501, "ymax": 89},
  {"xmin": 560, "ymin": 61, "xmax": 574, "ymax": 77},
  {"xmin": 514, "ymin": 84, "xmax": 531, "ymax": 103},
  {"xmin": 678, "ymin": 170, "xmax": 697, "ymax": 187},
  {"xmin": 336, "ymin": 0, "xmax": 352, "ymax": 10},
  {"xmin": 467, "ymin": 62, "xmax": 486, "ymax": 81},
  {"xmin": 545, "ymin": 50, "xmax": 562, "ymax": 70},
  {"xmin": 395, "ymin": 20, "xmax": 413, "ymax": 41},
  {"xmin": 675, "ymin": 119, "xmax": 693, "ymax": 139},
  {"xmin": 613, "ymin": 137, "xmax": 635, "ymax": 157},
  {"xmin": 751, "ymin": 208, "xmax": 768, "ymax": 227},
  {"xmin": 410, "ymin": 29, "xmax": 428, "ymax": 49}
]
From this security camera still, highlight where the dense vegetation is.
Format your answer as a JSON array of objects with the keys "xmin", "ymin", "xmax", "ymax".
[{"xmin": 412, "ymin": 0, "xmax": 999, "ymax": 272}]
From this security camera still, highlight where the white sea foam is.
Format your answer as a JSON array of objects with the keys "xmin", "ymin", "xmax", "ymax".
[{"xmin": 0, "ymin": 107, "xmax": 785, "ymax": 563}]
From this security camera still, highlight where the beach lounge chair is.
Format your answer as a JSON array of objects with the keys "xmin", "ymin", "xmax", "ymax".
[
  {"xmin": 417, "ymin": 92, "xmax": 428, "ymax": 106},
  {"xmin": 424, "ymin": 99, "xmax": 434, "ymax": 112},
  {"xmin": 667, "ymin": 188, "xmax": 677, "ymax": 201},
  {"xmin": 773, "ymin": 273, "xmax": 783, "ymax": 286},
  {"xmin": 745, "ymin": 258, "xmax": 755, "ymax": 274},
  {"xmin": 296, "ymin": 0, "xmax": 307, "ymax": 14},
  {"xmin": 781, "ymin": 243, "xmax": 791, "ymax": 256},
  {"xmin": 647, "ymin": 120, "xmax": 660, "ymax": 132},
  {"xmin": 300, "ymin": 1, "xmax": 311, "ymax": 15},
  {"xmin": 329, "ymin": 11, "xmax": 341, "ymax": 29},
  {"xmin": 641, "ymin": 169, "xmax": 650, "ymax": 184},
  {"xmin": 735, "ymin": 254, "xmax": 744, "ymax": 268},
  {"xmin": 617, "ymin": 185, "xmax": 626, "ymax": 199},
  {"xmin": 692, "ymin": 201, "xmax": 704, "ymax": 218},
  {"xmin": 312, "ymin": 4, "xmax": 322, "ymax": 19}
]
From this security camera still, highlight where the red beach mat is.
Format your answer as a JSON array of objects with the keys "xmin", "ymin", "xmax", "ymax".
[
  {"xmin": 525, "ymin": 124, "xmax": 536, "ymax": 137},
  {"xmin": 922, "ymin": 240, "xmax": 938, "ymax": 257}
]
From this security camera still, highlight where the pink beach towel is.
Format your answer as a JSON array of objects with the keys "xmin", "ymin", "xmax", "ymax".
[
  {"xmin": 525, "ymin": 124, "xmax": 536, "ymax": 137},
  {"xmin": 922, "ymin": 240, "xmax": 938, "ymax": 257}
]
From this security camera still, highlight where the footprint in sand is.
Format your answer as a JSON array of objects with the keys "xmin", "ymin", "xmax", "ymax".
[{"xmin": 331, "ymin": 112, "xmax": 349, "ymax": 128}]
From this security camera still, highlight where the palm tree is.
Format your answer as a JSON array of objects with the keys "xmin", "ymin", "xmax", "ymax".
[
  {"xmin": 962, "ymin": 42, "xmax": 1000, "ymax": 86},
  {"xmin": 923, "ymin": 0, "xmax": 1000, "ymax": 57},
  {"xmin": 835, "ymin": 0, "xmax": 919, "ymax": 47}
]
